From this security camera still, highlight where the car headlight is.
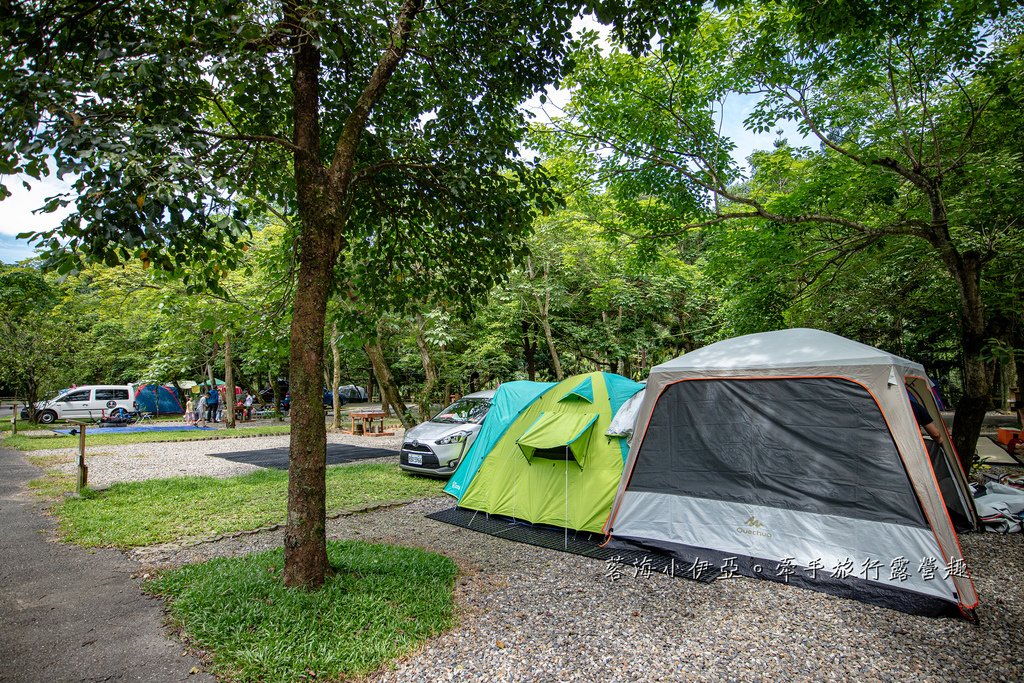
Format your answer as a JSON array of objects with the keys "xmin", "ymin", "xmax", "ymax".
[{"xmin": 436, "ymin": 429, "xmax": 472, "ymax": 445}]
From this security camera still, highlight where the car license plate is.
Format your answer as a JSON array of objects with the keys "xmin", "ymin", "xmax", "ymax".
[{"xmin": 408, "ymin": 453, "xmax": 422, "ymax": 466}]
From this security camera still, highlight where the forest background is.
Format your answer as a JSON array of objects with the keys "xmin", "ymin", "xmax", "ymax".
[{"xmin": 1, "ymin": 0, "xmax": 1021, "ymax": 586}]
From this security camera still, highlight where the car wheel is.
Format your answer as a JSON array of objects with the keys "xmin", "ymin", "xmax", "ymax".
[{"xmin": 37, "ymin": 410, "xmax": 57, "ymax": 425}]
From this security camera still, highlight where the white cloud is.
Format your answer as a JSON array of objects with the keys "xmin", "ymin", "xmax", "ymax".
[{"xmin": 0, "ymin": 173, "xmax": 74, "ymax": 237}]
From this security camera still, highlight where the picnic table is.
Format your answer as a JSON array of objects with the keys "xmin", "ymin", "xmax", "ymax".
[{"xmin": 347, "ymin": 410, "xmax": 394, "ymax": 437}]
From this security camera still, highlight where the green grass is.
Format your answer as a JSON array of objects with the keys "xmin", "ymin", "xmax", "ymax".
[
  {"xmin": 2, "ymin": 424, "xmax": 292, "ymax": 451},
  {"xmin": 28, "ymin": 470, "xmax": 77, "ymax": 499},
  {"xmin": 146, "ymin": 541, "xmax": 457, "ymax": 682},
  {"xmin": 55, "ymin": 464, "xmax": 444, "ymax": 548},
  {"xmin": 0, "ymin": 418, "xmax": 29, "ymax": 432}
]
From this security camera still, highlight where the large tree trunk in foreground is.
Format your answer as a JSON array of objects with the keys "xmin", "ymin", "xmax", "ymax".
[
  {"xmin": 931, "ymin": 224, "xmax": 990, "ymax": 474},
  {"xmin": 284, "ymin": 222, "xmax": 337, "ymax": 589},
  {"xmin": 951, "ymin": 329, "xmax": 991, "ymax": 474},
  {"xmin": 365, "ymin": 340, "xmax": 416, "ymax": 428},
  {"xmin": 283, "ymin": 1, "xmax": 334, "ymax": 588},
  {"xmin": 282, "ymin": 0, "xmax": 422, "ymax": 589}
]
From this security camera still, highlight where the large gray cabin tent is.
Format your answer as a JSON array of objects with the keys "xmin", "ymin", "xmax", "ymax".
[{"xmin": 605, "ymin": 329, "xmax": 979, "ymax": 618}]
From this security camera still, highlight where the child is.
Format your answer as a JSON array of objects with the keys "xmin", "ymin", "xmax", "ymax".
[
  {"xmin": 184, "ymin": 397, "xmax": 194, "ymax": 425},
  {"xmin": 196, "ymin": 393, "xmax": 208, "ymax": 428}
]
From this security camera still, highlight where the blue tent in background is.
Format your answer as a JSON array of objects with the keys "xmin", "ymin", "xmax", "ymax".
[{"xmin": 134, "ymin": 385, "xmax": 184, "ymax": 415}]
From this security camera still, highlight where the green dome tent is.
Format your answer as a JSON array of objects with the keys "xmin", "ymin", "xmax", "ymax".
[{"xmin": 453, "ymin": 372, "xmax": 643, "ymax": 533}]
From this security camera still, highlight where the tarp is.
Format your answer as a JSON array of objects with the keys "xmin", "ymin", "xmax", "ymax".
[
  {"xmin": 54, "ymin": 425, "xmax": 215, "ymax": 435},
  {"xmin": 444, "ymin": 380, "xmax": 555, "ymax": 499},
  {"xmin": 606, "ymin": 387, "xmax": 645, "ymax": 455}
]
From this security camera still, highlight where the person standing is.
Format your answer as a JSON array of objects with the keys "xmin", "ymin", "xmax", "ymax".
[
  {"xmin": 184, "ymin": 396, "xmax": 194, "ymax": 425},
  {"xmin": 196, "ymin": 392, "xmax": 208, "ymax": 428},
  {"xmin": 215, "ymin": 386, "xmax": 226, "ymax": 422},
  {"xmin": 206, "ymin": 386, "xmax": 219, "ymax": 423},
  {"xmin": 244, "ymin": 391, "xmax": 255, "ymax": 421}
]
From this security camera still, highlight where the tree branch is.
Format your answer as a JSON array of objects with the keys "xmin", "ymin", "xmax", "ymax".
[
  {"xmin": 328, "ymin": 0, "xmax": 424, "ymax": 185},
  {"xmin": 191, "ymin": 128, "xmax": 303, "ymax": 154}
]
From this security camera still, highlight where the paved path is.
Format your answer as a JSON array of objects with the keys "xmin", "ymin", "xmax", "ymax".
[{"xmin": 0, "ymin": 447, "xmax": 214, "ymax": 683}]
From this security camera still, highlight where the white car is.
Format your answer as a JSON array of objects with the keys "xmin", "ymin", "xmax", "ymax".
[
  {"xmin": 32, "ymin": 384, "xmax": 137, "ymax": 424},
  {"xmin": 399, "ymin": 390, "xmax": 495, "ymax": 477}
]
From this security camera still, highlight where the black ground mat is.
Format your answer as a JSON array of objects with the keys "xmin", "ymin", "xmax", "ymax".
[
  {"xmin": 425, "ymin": 507, "xmax": 714, "ymax": 583},
  {"xmin": 210, "ymin": 443, "xmax": 397, "ymax": 470}
]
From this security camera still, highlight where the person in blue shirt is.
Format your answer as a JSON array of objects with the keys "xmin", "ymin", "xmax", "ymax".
[
  {"xmin": 206, "ymin": 387, "xmax": 219, "ymax": 423},
  {"xmin": 908, "ymin": 391, "xmax": 943, "ymax": 442}
]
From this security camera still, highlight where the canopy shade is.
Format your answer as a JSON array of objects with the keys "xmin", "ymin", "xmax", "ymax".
[{"xmin": 517, "ymin": 411, "xmax": 599, "ymax": 469}]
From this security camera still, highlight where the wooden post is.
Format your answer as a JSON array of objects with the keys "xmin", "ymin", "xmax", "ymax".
[
  {"xmin": 10, "ymin": 405, "xmax": 16, "ymax": 435},
  {"xmin": 75, "ymin": 422, "xmax": 88, "ymax": 494}
]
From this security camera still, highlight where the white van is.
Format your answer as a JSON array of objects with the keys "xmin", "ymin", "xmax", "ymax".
[{"xmin": 33, "ymin": 384, "xmax": 137, "ymax": 424}]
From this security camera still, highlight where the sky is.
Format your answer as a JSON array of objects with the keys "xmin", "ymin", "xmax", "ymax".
[{"xmin": 0, "ymin": 172, "xmax": 73, "ymax": 263}]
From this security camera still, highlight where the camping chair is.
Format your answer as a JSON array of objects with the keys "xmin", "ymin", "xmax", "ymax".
[
  {"xmin": 252, "ymin": 404, "xmax": 276, "ymax": 420},
  {"xmin": 136, "ymin": 411, "xmax": 154, "ymax": 424}
]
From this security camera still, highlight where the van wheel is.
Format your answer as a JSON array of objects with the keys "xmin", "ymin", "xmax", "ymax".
[{"xmin": 37, "ymin": 410, "xmax": 57, "ymax": 425}]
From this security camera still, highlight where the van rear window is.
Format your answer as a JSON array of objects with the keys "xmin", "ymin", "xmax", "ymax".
[{"xmin": 95, "ymin": 389, "xmax": 129, "ymax": 400}]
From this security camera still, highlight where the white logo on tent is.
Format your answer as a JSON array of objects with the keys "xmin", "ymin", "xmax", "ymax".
[{"xmin": 737, "ymin": 516, "xmax": 772, "ymax": 538}]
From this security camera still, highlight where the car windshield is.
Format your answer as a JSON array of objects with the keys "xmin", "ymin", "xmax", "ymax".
[{"xmin": 431, "ymin": 397, "xmax": 491, "ymax": 425}]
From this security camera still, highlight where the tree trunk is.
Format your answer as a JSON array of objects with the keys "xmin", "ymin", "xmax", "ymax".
[
  {"xmin": 364, "ymin": 340, "xmax": 416, "ymax": 428},
  {"xmin": 25, "ymin": 373, "xmax": 38, "ymax": 423},
  {"xmin": 932, "ymin": 225, "xmax": 990, "ymax": 473},
  {"xmin": 415, "ymin": 312, "xmax": 439, "ymax": 421},
  {"xmin": 281, "ymin": 0, "xmax": 420, "ymax": 589},
  {"xmin": 538, "ymin": 263, "xmax": 563, "ymax": 381},
  {"xmin": 522, "ymin": 320, "xmax": 536, "ymax": 381},
  {"xmin": 271, "ymin": 370, "xmax": 283, "ymax": 420},
  {"xmin": 284, "ymin": 221, "xmax": 337, "ymax": 589},
  {"xmin": 170, "ymin": 379, "xmax": 184, "ymax": 414},
  {"xmin": 224, "ymin": 330, "xmax": 236, "ymax": 429},
  {"xmin": 283, "ymin": 0, "xmax": 334, "ymax": 587},
  {"xmin": 330, "ymin": 321, "xmax": 342, "ymax": 430}
]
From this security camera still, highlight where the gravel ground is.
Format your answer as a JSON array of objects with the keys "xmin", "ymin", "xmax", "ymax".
[
  {"xmin": 28, "ymin": 428, "xmax": 1024, "ymax": 681},
  {"xmin": 34, "ymin": 428, "xmax": 405, "ymax": 489},
  {"xmin": 130, "ymin": 497, "xmax": 1024, "ymax": 683}
]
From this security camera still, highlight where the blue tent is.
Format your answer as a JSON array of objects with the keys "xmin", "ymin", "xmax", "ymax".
[
  {"xmin": 134, "ymin": 384, "xmax": 184, "ymax": 415},
  {"xmin": 443, "ymin": 380, "xmax": 555, "ymax": 500}
]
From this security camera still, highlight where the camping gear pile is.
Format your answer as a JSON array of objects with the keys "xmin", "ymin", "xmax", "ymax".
[
  {"xmin": 444, "ymin": 328, "xmax": 990, "ymax": 620},
  {"xmin": 973, "ymin": 476, "xmax": 1024, "ymax": 533}
]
